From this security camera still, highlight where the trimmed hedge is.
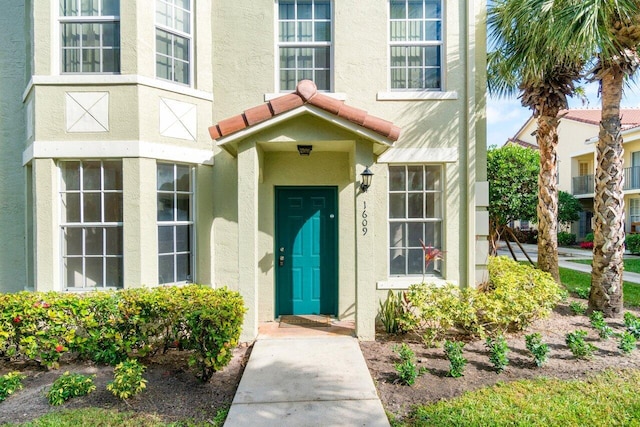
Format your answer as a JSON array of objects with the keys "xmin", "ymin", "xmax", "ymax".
[{"xmin": 0, "ymin": 286, "xmax": 245, "ymax": 380}]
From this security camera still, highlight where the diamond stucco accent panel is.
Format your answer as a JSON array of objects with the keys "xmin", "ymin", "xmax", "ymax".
[
  {"xmin": 159, "ymin": 97, "xmax": 197, "ymax": 141},
  {"xmin": 66, "ymin": 92, "xmax": 109, "ymax": 132}
]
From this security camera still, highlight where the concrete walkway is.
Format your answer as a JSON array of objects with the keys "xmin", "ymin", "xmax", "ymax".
[
  {"xmin": 224, "ymin": 334, "xmax": 389, "ymax": 427},
  {"xmin": 498, "ymin": 242, "xmax": 640, "ymax": 284}
]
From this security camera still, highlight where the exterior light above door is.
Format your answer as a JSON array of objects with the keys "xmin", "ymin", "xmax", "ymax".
[
  {"xmin": 360, "ymin": 167, "xmax": 374, "ymax": 192},
  {"xmin": 297, "ymin": 145, "xmax": 312, "ymax": 156}
]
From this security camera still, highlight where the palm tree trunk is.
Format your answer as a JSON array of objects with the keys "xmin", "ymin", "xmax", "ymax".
[
  {"xmin": 536, "ymin": 111, "xmax": 560, "ymax": 283},
  {"xmin": 590, "ymin": 67, "xmax": 625, "ymax": 317}
]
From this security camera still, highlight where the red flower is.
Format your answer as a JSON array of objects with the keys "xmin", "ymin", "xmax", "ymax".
[
  {"xmin": 55, "ymin": 345, "xmax": 64, "ymax": 353},
  {"xmin": 13, "ymin": 316, "xmax": 21, "ymax": 323}
]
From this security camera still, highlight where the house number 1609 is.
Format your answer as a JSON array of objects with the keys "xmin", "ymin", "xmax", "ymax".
[{"xmin": 362, "ymin": 201, "xmax": 368, "ymax": 236}]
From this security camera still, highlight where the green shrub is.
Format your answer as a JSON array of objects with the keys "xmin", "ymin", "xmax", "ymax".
[
  {"xmin": 565, "ymin": 330, "xmax": 596, "ymax": 360},
  {"xmin": 624, "ymin": 312, "xmax": 640, "ymax": 339},
  {"xmin": 589, "ymin": 311, "xmax": 613, "ymax": 339},
  {"xmin": 485, "ymin": 335, "xmax": 509, "ymax": 373},
  {"xmin": 557, "ymin": 232, "xmax": 576, "ymax": 246},
  {"xmin": 569, "ymin": 301, "xmax": 587, "ymax": 315},
  {"xmin": 107, "ymin": 359, "xmax": 147, "ymax": 400},
  {"xmin": 618, "ymin": 332, "xmax": 637, "ymax": 355},
  {"xmin": 0, "ymin": 372, "xmax": 25, "ymax": 402},
  {"xmin": 46, "ymin": 372, "xmax": 96, "ymax": 406},
  {"xmin": 525, "ymin": 333, "xmax": 549, "ymax": 367},
  {"xmin": 627, "ymin": 234, "xmax": 640, "ymax": 255},
  {"xmin": 584, "ymin": 232, "xmax": 594, "ymax": 243},
  {"xmin": 575, "ymin": 287, "xmax": 590, "ymax": 299},
  {"xmin": 393, "ymin": 343, "xmax": 427, "ymax": 386},
  {"xmin": 378, "ymin": 290, "xmax": 411, "ymax": 334},
  {"xmin": 444, "ymin": 340, "xmax": 467, "ymax": 378}
]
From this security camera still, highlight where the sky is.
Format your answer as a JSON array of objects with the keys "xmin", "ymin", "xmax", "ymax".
[{"xmin": 487, "ymin": 81, "xmax": 640, "ymax": 147}]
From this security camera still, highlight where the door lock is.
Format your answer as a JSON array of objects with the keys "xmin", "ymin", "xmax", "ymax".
[{"xmin": 279, "ymin": 255, "xmax": 285, "ymax": 267}]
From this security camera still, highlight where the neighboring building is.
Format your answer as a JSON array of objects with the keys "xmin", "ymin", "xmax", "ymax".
[
  {"xmin": 508, "ymin": 109, "xmax": 640, "ymax": 239},
  {"xmin": 1, "ymin": 1, "xmax": 487, "ymax": 341}
]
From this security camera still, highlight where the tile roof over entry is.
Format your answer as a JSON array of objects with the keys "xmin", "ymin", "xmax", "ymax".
[
  {"xmin": 561, "ymin": 108, "xmax": 640, "ymax": 129},
  {"xmin": 208, "ymin": 80, "xmax": 401, "ymax": 142}
]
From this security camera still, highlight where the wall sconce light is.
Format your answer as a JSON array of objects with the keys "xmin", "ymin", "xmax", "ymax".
[
  {"xmin": 360, "ymin": 167, "xmax": 374, "ymax": 192},
  {"xmin": 297, "ymin": 145, "xmax": 313, "ymax": 156}
]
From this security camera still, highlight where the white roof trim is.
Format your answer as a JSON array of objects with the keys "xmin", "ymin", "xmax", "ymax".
[
  {"xmin": 378, "ymin": 147, "xmax": 458, "ymax": 163},
  {"xmin": 215, "ymin": 105, "xmax": 396, "ymax": 149}
]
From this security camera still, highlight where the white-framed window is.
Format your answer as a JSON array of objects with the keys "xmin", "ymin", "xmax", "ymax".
[
  {"xmin": 157, "ymin": 163, "xmax": 194, "ymax": 284},
  {"xmin": 630, "ymin": 199, "xmax": 640, "ymax": 224},
  {"xmin": 156, "ymin": 0, "xmax": 192, "ymax": 85},
  {"xmin": 578, "ymin": 161, "xmax": 590, "ymax": 176},
  {"xmin": 389, "ymin": 165, "xmax": 443, "ymax": 276},
  {"xmin": 278, "ymin": 0, "xmax": 332, "ymax": 91},
  {"xmin": 60, "ymin": 0, "xmax": 121, "ymax": 73},
  {"xmin": 389, "ymin": 0, "xmax": 443, "ymax": 90},
  {"xmin": 60, "ymin": 160, "xmax": 123, "ymax": 289}
]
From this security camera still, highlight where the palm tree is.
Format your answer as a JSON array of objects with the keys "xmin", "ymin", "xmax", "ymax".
[
  {"xmin": 488, "ymin": 0, "xmax": 584, "ymax": 283},
  {"xmin": 555, "ymin": 0, "xmax": 640, "ymax": 316}
]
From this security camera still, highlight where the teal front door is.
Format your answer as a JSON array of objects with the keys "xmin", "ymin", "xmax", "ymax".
[{"xmin": 275, "ymin": 187, "xmax": 338, "ymax": 316}]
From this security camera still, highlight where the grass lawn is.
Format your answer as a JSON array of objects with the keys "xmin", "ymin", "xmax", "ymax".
[
  {"xmin": 559, "ymin": 267, "xmax": 640, "ymax": 307},
  {"xmin": 570, "ymin": 257, "xmax": 640, "ymax": 274},
  {"xmin": 404, "ymin": 369, "xmax": 640, "ymax": 427}
]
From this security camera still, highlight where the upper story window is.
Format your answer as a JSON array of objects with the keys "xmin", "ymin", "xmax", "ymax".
[
  {"xmin": 156, "ymin": 0, "xmax": 192, "ymax": 85},
  {"xmin": 60, "ymin": 160, "xmax": 123, "ymax": 289},
  {"xmin": 389, "ymin": 165, "xmax": 443, "ymax": 276},
  {"xmin": 389, "ymin": 0, "xmax": 443, "ymax": 90},
  {"xmin": 278, "ymin": 0, "xmax": 332, "ymax": 92},
  {"xmin": 60, "ymin": 0, "xmax": 121, "ymax": 73}
]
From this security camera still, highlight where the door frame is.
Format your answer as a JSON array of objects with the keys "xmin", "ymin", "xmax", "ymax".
[{"xmin": 274, "ymin": 186, "xmax": 339, "ymax": 317}]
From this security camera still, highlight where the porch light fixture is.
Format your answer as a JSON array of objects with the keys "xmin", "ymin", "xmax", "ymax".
[
  {"xmin": 297, "ymin": 145, "xmax": 313, "ymax": 156},
  {"xmin": 360, "ymin": 167, "xmax": 374, "ymax": 192}
]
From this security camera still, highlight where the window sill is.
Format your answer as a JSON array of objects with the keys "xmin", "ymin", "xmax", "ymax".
[
  {"xmin": 376, "ymin": 91, "xmax": 458, "ymax": 101},
  {"xmin": 377, "ymin": 277, "xmax": 456, "ymax": 290},
  {"xmin": 264, "ymin": 92, "xmax": 347, "ymax": 102}
]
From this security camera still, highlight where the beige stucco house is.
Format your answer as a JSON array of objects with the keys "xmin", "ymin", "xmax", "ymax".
[
  {"xmin": 1, "ymin": 0, "xmax": 488, "ymax": 341},
  {"xmin": 508, "ymin": 109, "xmax": 640, "ymax": 239}
]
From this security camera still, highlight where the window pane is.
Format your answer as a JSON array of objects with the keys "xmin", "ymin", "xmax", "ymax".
[
  {"xmin": 157, "ymin": 163, "xmax": 175, "ymax": 191},
  {"xmin": 102, "ymin": 0, "xmax": 119, "ymax": 16},
  {"xmin": 407, "ymin": 166, "xmax": 423, "ymax": 190},
  {"xmin": 299, "ymin": 69, "xmax": 313, "ymax": 81},
  {"xmin": 103, "ymin": 22, "xmax": 119, "ymax": 46},
  {"xmin": 279, "ymin": 1, "xmax": 295, "ymax": 19},
  {"xmin": 389, "ymin": 223, "xmax": 405, "ymax": 248},
  {"xmin": 315, "ymin": 1, "xmax": 330, "ymax": 19},
  {"xmin": 390, "ymin": 1, "xmax": 406, "ymax": 19},
  {"xmin": 63, "ymin": 193, "xmax": 81, "ymax": 223},
  {"xmin": 425, "ymin": 0, "xmax": 441, "ymax": 18},
  {"xmin": 85, "ymin": 227, "xmax": 103, "ymax": 255},
  {"xmin": 408, "ymin": 46, "xmax": 423, "ymax": 66},
  {"xmin": 389, "ymin": 166, "xmax": 406, "ymax": 191},
  {"xmin": 390, "ymin": 21, "xmax": 406, "ymax": 41},
  {"xmin": 176, "ymin": 8, "xmax": 190, "ymax": 33},
  {"xmin": 158, "ymin": 226, "xmax": 174, "ymax": 254},
  {"xmin": 159, "ymin": 254, "xmax": 174, "ymax": 284},
  {"xmin": 156, "ymin": 29, "xmax": 171, "ymax": 55},
  {"xmin": 390, "ymin": 248, "xmax": 406, "ymax": 275},
  {"xmin": 84, "ymin": 193, "xmax": 101, "ymax": 222},
  {"xmin": 81, "ymin": 23, "xmax": 100, "ymax": 47},
  {"xmin": 408, "ymin": 0, "xmax": 423, "ymax": 19},
  {"xmin": 297, "ymin": 21, "xmax": 312, "ymax": 42},
  {"xmin": 174, "ymin": 36, "xmax": 189, "ymax": 61},
  {"xmin": 106, "ymin": 257, "xmax": 122, "ymax": 287},
  {"xmin": 175, "ymin": 60, "xmax": 189, "ymax": 84},
  {"xmin": 299, "ymin": 48, "xmax": 313, "ymax": 68},
  {"xmin": 176, "ymin": 193, "xmax": 190, "ymax": 221},
  {"xmin": 83, "ymin": 161, "xmax": 101, "ymax": 190},
  {"xmin": 408, "ymin": 193, "xmax": 424, "ymax": 218},
  {"xmin": 61, "ymin": 0, "xmax": 78, "ymax": 16},
  {"xmin": 104, "ymin": 193, "xmax": 122, "ymax": 222},
  {"xmin": 425, "ymin": 21, "xmax": 441, "ymax": 40},
  {"xmin": 425, "ymin": 165, "xmax": 441, "ymax": 190},
  {"xmin": 61, "ymin": 161, "xmax": 80, "ymax": 191},
  {"xmin": 389, "ymin": 193, "xmax": 406, "ymax": 219},
  {"xmin": 408, "ymin": 68, "xmax": 424, "ymax": 89},
  {"xmin": 63, "ymin": 49, "xmax": 80, "ymax": 73},
  {"xmin": 391, "ymin": 68, "xmax": 405, "ymax": 89},
  {"xmin": 424, "ymin": 68, "xmax": 441, "ymax": 89},
  {"xmin": 280, "ymin": 48, "xmax": 296, "ymax": 69},
  {"xmin": 156, "ymin": 0, "xmax": 170, "ymax": 27},
  {"xmin": 105, "ymin": 227, "xmax": 122, "ymax": 255},
  {"xmin": 103, "ymin": 161, "xmax": 122, "ymax": 190},
  {"xmin": 407, "ymin": 249, "xmax": 423, "ymax": 274},
  {"xmin": 297, "ymin": 1, "xmax": 312, "ymax": 19},
  {"xmin": 176, "ymin": 253, "xmax": 190, "ymax": 282},
  {"xmin": 156, "ymin": 55, "xmax": 171, "ymax": 81},
  {"xmin": 426, "ymin": 193, "xmax": 441, "ymax": 218},
  {"xmin": 315, "ymin": 70, "xmax": 330, "ymax": 91},
  {"xmin": 85, "ymin": 257, "xmax": 103, "ymax": 287},
  {"xmin": 64, "ymin": 227, "xmax": 83, "ymax": 255},
  {"xmin": 408, "ymin": 222, "xmax": 424, "ymax": 247},
  {"xmin": 315, "ymin": 47, "xmax": 330, "ymax": 68},
  {"xmin": 65, "ymin": 257, "xmax": 84, "ymax": 287},
  {"xmin": 279, "ymin": 22, "xmax": 295, "ymax": 42},
  {"xmin": 391, "ymin": 46, "xmax": 406, "ymax": 67},
  {"xmin": 82, "ymin": 48, "xmax": 100, "ymax": 72},
  {"xmin": 425, "ymin": 222, "xmax": 441, "ymax": 247},
  {"xmin": 176, "ymin": 165, "xmax": 190, "ymax": 191},
  {"xmin": 62, "ymin": 24, "xmax": 80, "ymax": 48},
  {"xmin": 281, "ymin": 70, "xmax": 297, "ymax": 91},
  {"xmin": 175, "ymin": 225, "xmax": 190, "ymax": 252},
  {"xmin": 425, "ymin": 46, "xmax": 441, "ymax": 66},
  {"xmin": 408, "ymin": 20, "xmax": 423, "ymax": 41},
  {"xmin": 102, "ymin": 48, "xmax": 120, "ymax": 72},
  {"xmin": 314, "ymin": 21, "xmax": 330, "ymax": 42},
  {"xmin": 81, "ymin": 0, "xmax": 99, "ymax": 16},
  {"xmin": 157, "ymin": 193, "xmax": 174, "ymax": 221}
]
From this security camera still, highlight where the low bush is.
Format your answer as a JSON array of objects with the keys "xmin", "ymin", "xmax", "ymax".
[
  {"xmin": 618, "ymin": 332, "xmax": 637, "ymax": 356},
  {"xmin": 557, "ymin": 232, "xmax": 576, "ymax": 247},
  {"xmin": 565, "ymin": 330, "xmax": 596, "ymax": 360},
  {"xmin": 0, "ymin": 372, "xmax": 25, "ymax": 402},
  {"xmin": 107, "ymin": 359, "xmax": 147, "ymax": 400},
  {"xmin": 624, "ymin": 312, "xmax": 640, "ymax": 339},
  {"xmin": 378, "ymin": 290, "xmax": 410, "ymax": 334},
  {"xmin": 47, "ymin": 372, "xmax": 96, "ymax": 406},
  {"xmin": 485, "ymin": 335, "xmax": 509, "ymax": 373},
  {"xmin": 627, "ymin": 234, "xmax": 640, "ymax": 255},
  {"xmin": 393, "ymin": 343, "xmax": 427, "ymax": 386},
  {"xmin": 579, "ymin": 241, "xmax": 594, "ymax": 249},
  {"xmin": 525, "ymin": 333, "xmax": 549, "ymax": 367},
  {"xmin": 0, "ymin": 286, "xmax": 245, "ymax": 379},
  {"xmin": 584, "ymin": 232, "xmax": 594, "ymax": 243},
  {"xmin": 569, "ymin": 301, "xmax": 587, "ymax": 315},
  {"xmin": 444, "ymin": 340, "xmax": 467, "ymax": 378},
  {"xmin": 589, "ymin": 311, "xmax": 613, "ymax": 339}
]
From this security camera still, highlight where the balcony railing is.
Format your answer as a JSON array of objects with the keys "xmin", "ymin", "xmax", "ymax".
[
  {"xmin": 572, "ymin": 174, "xmax": 594, "ymax": 195},
  {"xmin": 572, "ymin": 167, "xmax": 640, "ymax": 195}
]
